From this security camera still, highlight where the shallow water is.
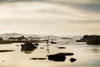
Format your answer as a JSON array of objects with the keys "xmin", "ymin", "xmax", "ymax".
[{"xmin": 0, "ymin": 41, "xmax": 100, "ymax": 67}]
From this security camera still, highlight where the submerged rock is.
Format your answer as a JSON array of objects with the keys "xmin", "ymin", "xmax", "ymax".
[
  {"xmin": 76, "ymin": 35, "xmax": 100, "ymax": 45},
  {"xmin": 70, "ymin": 58, "xmax": 76, "ymax": 63},
  {"xmin": 30, "ymin": 58, "xmax": 47, "ymax": 60},
  {"xmin": 58, "ymin": 47, "xmax": 66, "ymax": 49},
  {"xmin": 21, "ymin": 41, "xmax": 37, "ymax": 51},
  {"xmin": 40, "ymin": 47, "xmax": 44, "ymax": 49},
  {"xmin": 50, "ymin": 42, "xmax": 57, "ymax": 44},
  {"xmin": 0, "ymin": 50, "xmax": 14, "ymax": 52}
]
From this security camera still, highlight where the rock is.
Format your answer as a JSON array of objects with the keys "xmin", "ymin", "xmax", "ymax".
[
  {"xmin": 58, "ymin": 47, "xmax": 66, "ymax": 49},
  {"xmin": 50, "ymin": 42, "xmax": 57, "ymax": 44},
  {"xmin": 56, "ymin": 53, "xmax": 74, "ymax": 56},
  {"xmin": 76, "ymin": 35, "xmax": 100, "ymax": 45},
  {"xmin": 48, "ymin": 54, "xmax": 66, "ymax": 62},
  {"xmin": 21, "ymin": 41, "xmax": 37, "ymax": 51},
  {"xmin": 70, "ymin": 58, "xmax": 76, "ymax": 63},
  {"xmin": 47, "ymin": 52, "xmax": 74, "ymax": 62},
  {"xmin": 0, "ymin": 50, "xmax": 14, "ymax": 52},
  {"xmin": 30, "ymin": 58, "xmax": 47, "ymax": 60},
  {"xmin": 34, "ymin": 43, "xmax": 39, "ymax": 46}
]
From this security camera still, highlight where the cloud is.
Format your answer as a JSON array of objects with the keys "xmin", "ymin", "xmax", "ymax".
[
  {"xmin": 0, "ymin": 1, "xmax": 100, "ymax": 35},
  {"xmin": 1, "ymin": 0, "xmax": 100, "ymax": 13}
]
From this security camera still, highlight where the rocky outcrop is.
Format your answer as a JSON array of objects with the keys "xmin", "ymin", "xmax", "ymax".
[
  {"xmin": 76, "ymin": 35, "xmax": 100, "ymax": 45},
  {"xmin": 21, "ymin": 41, "xmax": 37, "ymax": 51},
  {"xmin": 47, "ymin": 52, "xmax": 74, "ymax": 62}
]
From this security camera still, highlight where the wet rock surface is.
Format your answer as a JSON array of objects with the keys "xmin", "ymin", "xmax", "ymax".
[
  {"xmin": 76, "ymin": 35, "xmax": 100, "ymax": 45},
  {"xmin": 47, "ymin": 52, "xmax": 74, "ymax": 62},
  {"xmin": 48, "ymin": 54, "xmax": 66, "ymax": 62},
  {"xmin": 21, "ymin": 41, "xmax": 37, "ymax": 51}
]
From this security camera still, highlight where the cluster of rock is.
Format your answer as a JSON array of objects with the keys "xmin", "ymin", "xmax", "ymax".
[{"xmin": 76, "ymin": 35, "xmax": 100, "ymax": 45}]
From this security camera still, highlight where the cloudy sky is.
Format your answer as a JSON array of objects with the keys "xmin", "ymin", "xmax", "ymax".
[{"xmin": 0, "ymin": 0, "xmax": 100, "ymax": 36}]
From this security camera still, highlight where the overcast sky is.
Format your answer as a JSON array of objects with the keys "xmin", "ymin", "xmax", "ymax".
[{"xmin": 0, "ymin": 0, "xmax": 100, "ymax": 36}]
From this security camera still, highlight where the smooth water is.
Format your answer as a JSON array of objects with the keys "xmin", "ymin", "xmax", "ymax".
[{"xmin": 0, "ymin": 41, "xmax": 100, "ymax": 67}]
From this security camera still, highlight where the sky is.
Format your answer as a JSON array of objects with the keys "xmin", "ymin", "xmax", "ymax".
[{"xmin": 0, "ymin": 0, "xmax": 100, "ymax": 36}]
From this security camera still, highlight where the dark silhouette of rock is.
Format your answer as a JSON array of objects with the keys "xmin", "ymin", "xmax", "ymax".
[
  {"xmin": 47, "ymin": 52, "xmax": 74, "ymax": 62},
  {"xmin": 16, "ymin": 45, "xmax": 19, "ymax": 46},
  {"xmin": 0, "ymin": 50, "xmax": 14, "ymax": 52},
  {"xmin": 50, "ymin": 42, "xmax": 57, "ymax": 44},
  {"xmin": 56, "ymin": 53, "xmax": 74, "ymax": 56},
  {"xmin": 34, "ymin": 43, "xmax": 39, "ymax": 46},
  {"xmin": 76, "ymin": 35, "xmax": 100, "ymax": 45},
  {"xmin": 30, "ymin": 58, "xmax": 47, "ymax": 60},
  {"xmin": 58, "ymin": 47, "xmax": 66, "ymax": 49},
  {"xmin": 70, "ymin": 58, "xmax": 76, "ymax": 63},
  {"xmin": 21, "ymin": 41, "xmax": 37, "ymax": 51},
  {"xmin": 48, "ymin": 54, "xmax": 66, "ymax": 62}
]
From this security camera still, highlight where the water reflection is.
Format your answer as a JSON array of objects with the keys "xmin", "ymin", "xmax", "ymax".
[
  {"xmin": 85, "ymin": 45, "xmax": 100, "ymax": 53},
  {"xmin": 91, "ymin": 49, "xmax": 99, "ymax": 53},
  {"xmin": 21, "ymin": 50, "xmax": 34, "ymax": 54}
]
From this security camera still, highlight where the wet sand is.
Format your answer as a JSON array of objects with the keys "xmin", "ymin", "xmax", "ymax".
[{"xmin": 0, "ymin": 42, "xmax": 100, "ymax": 67}]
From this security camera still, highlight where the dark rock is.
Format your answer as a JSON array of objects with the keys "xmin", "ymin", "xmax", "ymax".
[
  {"xmin": 34, "ymin": 43, "xmax": 39, "ymax": 46},
  {"xmin": 47, "ymin": 52, "xmax": 73, "ymax": 62},
  {"xmin": 76, "ymin": 35, "xmax": 100, "ymax": 45},
  {"xmin": 21, "ymin": 41, "xmax": 37, "ymax": 51},
  {"xmin": 56, "ymin": 53, "xmax": 74, "ymax": 56},
  {"xmin": 30, "ymin": 58, "xmax": 47, "ymax": 60},
  {"xmin": 58, "ymin": 47, "xmax": 66, "ymax": 49},
  {"xmin": 0, "ymin": 50, "xmax": 14, "ymax": 52},
  {"xmin": 70, "ymin": 58, "xmax": 76, "ymax": 63},
  {"xmin": 50, "ymin": 42, "xmax": 57, "ymax": 44},
  {"xmin": 76, "ymin": 40, "xmax": 81, "ymax": 42},
  {"xmin": 48, "ymin": 54, "xmax": 66, "ymax": 62}
]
